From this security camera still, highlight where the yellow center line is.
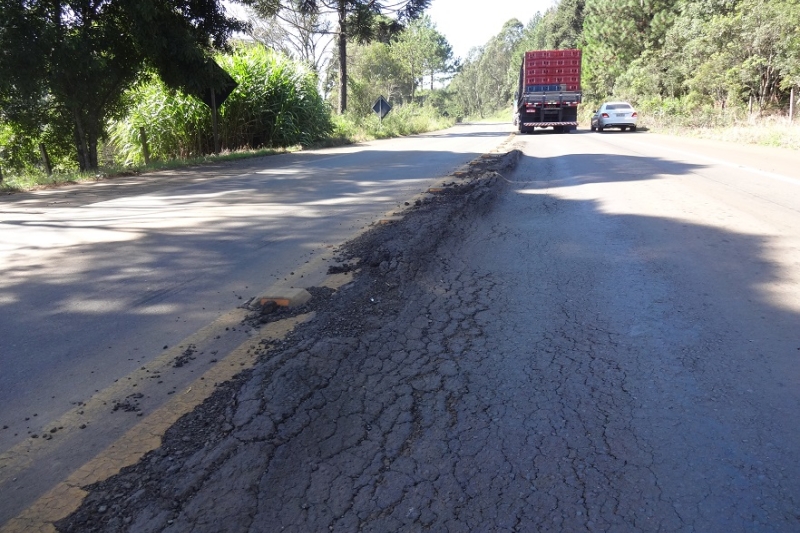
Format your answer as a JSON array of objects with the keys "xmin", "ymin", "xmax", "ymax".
[
  {"xmin": 1, "ymin": 312, "xmax": 315, "ymax": 533},
  {"xmin": 0, "ymin": 148, "xmax": 515, "ymax": 531},
  {"xmin": 0, "ymin": 309, "xmax": 246, "ymax": 489}
]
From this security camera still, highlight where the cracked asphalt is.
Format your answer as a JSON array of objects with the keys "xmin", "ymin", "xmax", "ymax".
[{"xmin": 57, "ymin": 137, "xmax": 800, "ymax": 532}]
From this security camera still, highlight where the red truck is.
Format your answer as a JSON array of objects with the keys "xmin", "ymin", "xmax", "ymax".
[{"xmin": 513, "ymin": 49, "xmax": 582, "ymax": 133}]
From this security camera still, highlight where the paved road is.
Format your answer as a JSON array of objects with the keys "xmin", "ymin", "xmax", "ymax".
[
  {"xmin": 0, "ymin": 122, "xmax": 513, "ymax": 526},
  {"xmin": 55, "ymin": 129, "xmax": 800, "ymax": 532}
]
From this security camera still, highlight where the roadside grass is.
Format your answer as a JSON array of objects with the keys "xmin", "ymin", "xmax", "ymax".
[
  {"xmin": 0, "ymin": 104, "xmax": 453, "ymax": 194},
  {"xmin": 330, "ymin": 104, "xmax": 455, "ymax": 143},
  {"xmin": 647, "ymin": 118, "xmax": 800, "ymax": 151},
  {"xmin": 465, "ymin": 109, "xmax": 513, "ymax": 124},
  {"xmin": 579, "ymin": 103, "xmax": 800, "ymax": 150},
  {"xmin": 0, "ymin": 146, "xmax": 290, "ymax": 194}
]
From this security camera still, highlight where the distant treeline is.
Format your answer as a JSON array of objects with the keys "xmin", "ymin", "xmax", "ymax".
[{"xmin": 448, "ymin": 0, "xmax": 800, "ymax": 119}]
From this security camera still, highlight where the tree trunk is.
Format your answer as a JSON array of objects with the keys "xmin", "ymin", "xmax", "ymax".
[
  {"xmin": 73, "ymin": 111, "xmax": 91, "ymax": 171},
  {"xmin": 88, "ymin": 137, "xmax": 98, "ymax": 170},
  {"xmin": 337, "ymin": 0, "xmax": 347, "ymax": 114},
  {"xmin": 73, "ymin": 111, "xmax": 100, "ymax": 171},
  {"xmin": 39, "ymin": 143, "xmax": 52, "ymax": 175}
]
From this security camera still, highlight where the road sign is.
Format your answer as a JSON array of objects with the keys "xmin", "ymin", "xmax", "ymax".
[
  {"xmin": 373, "ymin": 96, "xmax": 392, "ymax": 120},
  {"xmin": 187, "ymin": 59, "xmax": 238, "ymax": 110}
]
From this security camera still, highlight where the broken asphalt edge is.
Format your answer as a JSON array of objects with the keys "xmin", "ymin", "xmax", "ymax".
[{"xmin": 0, "ymin": 133, "xmax": 521, "ymax": 533}]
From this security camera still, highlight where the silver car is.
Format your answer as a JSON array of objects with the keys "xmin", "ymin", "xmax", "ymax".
[{"xmin": 591, "ymin": 102, "xmax": 638, "ymax": 132}]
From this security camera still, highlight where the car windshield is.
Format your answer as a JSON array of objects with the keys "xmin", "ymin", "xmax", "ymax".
[{"xmin": 606, "ymin": 103, "xmax": 632, "ymax": 110}]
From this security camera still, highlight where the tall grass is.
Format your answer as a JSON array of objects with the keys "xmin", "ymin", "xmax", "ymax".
[
  {"xmin": 217, "ymin": 46, "xmax": 333, "ymax": 149},
  {"xmin": 109, "ymin": 45, "xmax": 332, "ymax": 166}
]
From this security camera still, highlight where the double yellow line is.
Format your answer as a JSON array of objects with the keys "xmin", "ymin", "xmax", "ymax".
[
  {"xmin": 1, "ymin": 141, "xmax": 516, "ymax": 531},
  {"xmin": 1, "ymin": 307, "xmax": 314, "ymax": 533}
]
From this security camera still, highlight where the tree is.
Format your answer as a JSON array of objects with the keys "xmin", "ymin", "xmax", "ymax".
[
  {"xmin": 240, "ymin": 0, "xmax": 430, "ymax": 113},
  {"xmin": 448, "ymin": 48, "xmax": 485, "ymax": 117},
  {"xmin": 516, "ymin": 0, "xmax": 584, "ymax": 53},
  {"xmin": 0, "ymin": 1, "xmax": 246, "ymax": 171},
  {"xmin": 245, "ymin": 1, "xmax": 335, "ymax": 74},
  {"xmin": 549, "ymin": 0, "xmax": 585, "ymax": 49},
  {"xmin": 653, "ymin": 0, "xmax": 800, "ymax": 111},
  {"xmin": 391, "ymin": 15, "xmax": 453, "ymax": 99},
  {"xmin": 0, "ymin": 1, "xmax": 49, "ymax": 132},
  {"xmin": 448, "ymin": 19, "xmax": 524, "ymax": 118},
  {"xmin": 581, "ymin": 0, "xmax": 679, "ymax": 97},
  {"xmin": 776, "ymin": 0, "xmax": 800, "ymax": 96},
  {"xmin": 347, "ymin": 41, "xmax": 409, "ymax": 114}
]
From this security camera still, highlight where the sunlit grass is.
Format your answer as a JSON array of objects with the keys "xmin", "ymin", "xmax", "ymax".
[
  {"xmin": 0, "ymin": 146, "xmax": 290, "ymax": 193},
  {"xmin": 577, "ymin": 102, "xmax": 800, "ymax": 151},
  {"xmin": 651, "ymin": 119, "xmax": 800, "ymax": 151},
  {"xmin": 331, "ymin": 104, "xmax": 455, "ymax": 143},
  {"xmin": 465, "ymin": 108, "xmax": 512, "ymax": 123}
]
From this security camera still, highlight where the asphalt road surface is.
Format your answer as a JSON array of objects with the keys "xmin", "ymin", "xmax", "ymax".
[
  {"xmin": 0, "ymin": 122, "xmax": 513, "ymax": 527},
  {"xmin": 5, "ymin": 125, "xmax": 800, "ymax": 532}
]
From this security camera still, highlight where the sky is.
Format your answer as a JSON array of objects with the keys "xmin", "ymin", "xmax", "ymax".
[{"xmin": 425, "ymin": 0, "xmax": 557, "ymax": 60}]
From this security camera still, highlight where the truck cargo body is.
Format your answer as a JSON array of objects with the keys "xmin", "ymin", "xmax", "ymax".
[{"xmin": 514, "ymin": 49, "xmax": 582, "ymax": 133}]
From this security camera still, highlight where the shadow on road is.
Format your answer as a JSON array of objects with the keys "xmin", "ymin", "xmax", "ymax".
[{"xmin": 49, "ymin": 144, "xmax": 800, "ymax": 531}]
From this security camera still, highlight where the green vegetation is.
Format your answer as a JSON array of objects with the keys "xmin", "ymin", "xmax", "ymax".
[
  {"xmin": 1, "ymin": 1, "xmax": 456, "ymax": 192},
  {"xmin": 331, "ymin": 104, "xmax": 454, "ymax": 143},
  {"xmin": 110, "ymin": 45, "xmax": 331, "ymax": 166},
  {"xmin": 4, "ymin": 0, "xmax": 797, "ymax": 193},
  {"xmin": 0, "ymin": 0, "xmax": 247, "ymax": 172},
  {"xmin": 240, "ymin": 0, "xmax": 432, "ymax": 113},
  {"xmin": 0, "ymin": 146, "xmax": 289, "ymax": 193},
  {"xmin": 447, "ymin": 0, "xmax": 800, "ymax": 148},
  {"xmin": 342, "ymin": 15, "xmax": 456, "ymax": 115}
]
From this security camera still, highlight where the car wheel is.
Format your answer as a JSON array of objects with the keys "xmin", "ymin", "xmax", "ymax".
[
  {"xmin": 621, "ymin": 126, "xmax": 628, "ymax": 132},
  {"xmin": 590, "ymin": 124, "xmax": 596, "ymax": 132},
  {"xmin": 631, "ymin": 125, "xmax": 637, "ymax": 132},
  {"xmin": 597, "ymin": 125, "xmax": 604, "ymax": 132}
]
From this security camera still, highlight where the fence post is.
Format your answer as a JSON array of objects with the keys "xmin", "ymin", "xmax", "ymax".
[
  {"xmin": 791, "ymin": 87, "xmax": 796, "ymax": 124},
  {"xmin": 39, "ymin": 143, "xmax": 52, "ymax": 176},
  {"xmin": 211, "ymin": 89, "xmax": 220, "ymax": 155},
  {"xmin": 139, "ymin": 126, "xmax": 150, "ymax": 165}
]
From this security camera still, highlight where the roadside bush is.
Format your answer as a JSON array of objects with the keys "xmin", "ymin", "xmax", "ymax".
[
  {"xmin": 0, "ymin": 115, "xmax": 78, "ymax": 178},
  {"xmin": 218, "ymin": 46, "xmax": 333, "ymax": 149},
  {"xmin": 109, "ymin": 45, "xmax": 332, "ymax": 166},
  {"xmin": 331, "ymin": 103, "xmax": 454, "ymax": 142},
  {"xmin": 413, "ymin": 89, "xmax": 464, "ymax": 121}
]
